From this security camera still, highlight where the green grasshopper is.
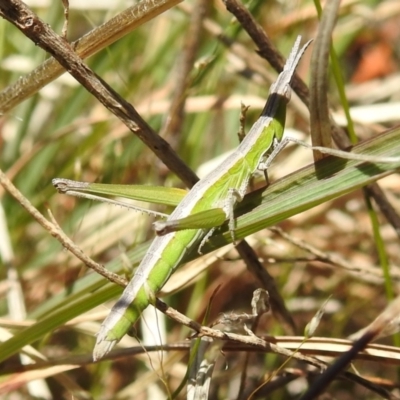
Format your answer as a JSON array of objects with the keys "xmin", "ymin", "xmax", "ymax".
[
  {"xmin": 99, "ymin": 36, "xmax": 310, "ymax": 360},
  {"xmin": 53, "ymin": 36, "xmax": 400, "ymax": 360}
]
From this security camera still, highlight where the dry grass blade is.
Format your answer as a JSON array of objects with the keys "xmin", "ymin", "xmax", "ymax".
[
  {"xmin": 6, "ymin": 335, "xmax": 400, "ymax": 369},
  {"xmin": 187, "ymin": 338, "xmax": 216, "ymax": 400},
  {"xmin": 309, "ymin": 0, "xmax": 340, "ymax": 157}
]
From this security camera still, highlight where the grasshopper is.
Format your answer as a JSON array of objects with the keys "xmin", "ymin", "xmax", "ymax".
[{"xmin": 92, "ymin": 36, "xmax": 310, "ymax": 359}]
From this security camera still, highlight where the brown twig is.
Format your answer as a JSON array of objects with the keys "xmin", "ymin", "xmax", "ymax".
[
  {"xmin": 269, "ymin": 227, "xmax": 400, "ymax": 284},
  {"xmin": 60, "ymin": 0, "xmax": 69, "ymax": 39}
]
